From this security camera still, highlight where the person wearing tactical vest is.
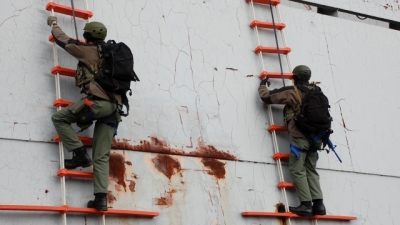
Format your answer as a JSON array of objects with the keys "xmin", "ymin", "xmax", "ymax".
[
  {"xmin": 258, "ymin": 65, "xmax": 326, "ymax": 217},
  {"xmin": 47, "ymin": 16, "xmax": 121, "ymax": 211}
]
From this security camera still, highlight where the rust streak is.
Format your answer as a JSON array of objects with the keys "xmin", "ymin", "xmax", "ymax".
[
  {"xmin": 201, "ymin": 158, "xmax": 226, "ymax": 179},
  {"xmin": 151, "ymin": 155, "xmax": 181, "ymax": 179},
  {"xmin": 107, "ymin": 191, "xmax": 116, "ymax": 205},
  {"xmin": 155, "ymin": 189, "xmax": 177, "ymax": 207},
  {"xmin": 109, "ymin": 152, "xmax": 126, "ymax": 191},
  {"xmin": 111, "ymin": 137, "xmax": 237, "ymax": 161},
  {"xmin": 129, "ymin": 181, "xmax": 136, "ymax": 192}
]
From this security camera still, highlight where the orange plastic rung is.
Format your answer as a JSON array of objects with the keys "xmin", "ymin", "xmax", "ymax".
[
  {"xmin": 0, "ymin": 205, "xmax": 64, "ymax": 212},
  {"xmin": 267, "ymin": 124, "xmax": 287, "ymax": 132},
  {"xmin": 0, "ymin": 204, "xmax": 159, "ymax": 217},
  {"xmin": 84, "ymin": 97, "xmax": 94, "ymax": 107},
  {"xmin": 54, "ymin": 135, "xmax": 93, "ymax": 146},
  {"xmin": 48, "ymin": 35, "xmax": 85, "ymax": 43},
  {"xmin": 241, "ymin": 211, "xmax": 357, "ymax": 220},
  {"xmin": 272, "ymin": 153, "xmax": 289, "ymax": 161},
  {"xmin": 250, "ymin": 20, "xmax": 285, "ymax": 30},
  {"xmin": 245, "ymin": 0, "xmax": 281, "ymax": 6},
  {"xmin": 277, "ymin": 181, "xmax": 295, "ymax": 189},
  {"xmin": 255, "ymin": 46, "xmax": 291, "ymax": 54},
  {"xmin": 53, "ymin": 99, "xmax": 73, "ymax": 108},
  {"xmin": 45, "ymin": 2, "xmax": 93, "ymax": 20},
  {"xmin": 260, "ymin": 71, "xmax": 293, "ymax": 80},
  {"xmin": 51, "ymin": 66, "xmax": 76, "ymax": 77},
  {"xmin": 57, "ymin": 169, "xmax": 93, "ymax": 178}
]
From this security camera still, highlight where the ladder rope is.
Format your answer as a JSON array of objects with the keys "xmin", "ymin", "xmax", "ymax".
[
  {"xmin": 48, "ymin": 1, "xmax": 66, "ymax": 224},
  {"xmin": 70, "ymin": 0, "xmax": 79, "ymax": 40},
  {"xmin": 267, "ymin": 0, "xmax": 286, "ymax": 87},
  {"xmin": 248, "ymin": 1, "xmax": 291, "ymax": 224}
]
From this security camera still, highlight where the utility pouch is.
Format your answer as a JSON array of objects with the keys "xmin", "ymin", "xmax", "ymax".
[{"xmin": 68, "ymin": 99, "xmax": 86, "ymax": 115}]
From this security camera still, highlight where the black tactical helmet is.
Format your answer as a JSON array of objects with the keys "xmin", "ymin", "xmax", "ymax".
[
  {"xmin": 83, "ymin": 22, "xmax": 107, "ymax": 40},
  {"xmin": 292, "ymin": 65, "xmax": 311, "ymax": 81}
]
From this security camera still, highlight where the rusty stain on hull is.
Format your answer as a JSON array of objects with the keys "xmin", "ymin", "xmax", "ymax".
[
  {"xmin": 155, "ymin": 189, "xmax": 177, "ymax": 207},
  {"xmin": 111, "ymin": 137, "xmax": 237, "ymax": 161},
  {"xmin": 275, "ymin": 203, "xmax": 287, "ymax": 225},
  {"xmin": 151, "ymin": 154, "xmax": 182, "ymax": 179},
  {"xmin": 129, "ymin": 181, "xmax": 136, "ymax": 192},
  {"xmin": 109, "ymin": 152, "xmax": 127, "ymax": 191},
  {"xmin": 107, "ymin": 191, "xmax": 116, "ymax": 205},
  {"xmin": 201, "ymin": 158, "xmax": 226, "ymax": 179}
]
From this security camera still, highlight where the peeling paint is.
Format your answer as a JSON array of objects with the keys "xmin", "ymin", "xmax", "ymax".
[{"xmin": 111, "ymin": 137, "xmax": 237, "ymax": 161}]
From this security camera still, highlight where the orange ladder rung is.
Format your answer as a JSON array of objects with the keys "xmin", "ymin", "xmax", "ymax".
[
  {"xmin": 52, "ymin": 98, "xmax": 94, "ymax": 108},
  {"xmin": 260, "ymin": 71, "xmax": 293, "ymax": 80},
  {"xmin": 51, "ymin": 66, "xmax": 76, "ymax": 77},
  {"xmin": 255, "ymin": 46, "xmax": 291, "ymax": 54},
  {"xmin": 57, "ymin": 169, "xmax": 93, "ymax": 178},
  {"xmin": 45, "ymin": 2, "xmax": 93, "ymax": 20},
  {"xmin": 241, "ymin": 211, "xmax": 357, "ymax": 221},
  {"xmin": 277, "ymin": 181, "xmax": 295, "ymax": 189},
  {"xmin": 48, "ymin": 35, "xmax": 85, "ymax": 43},
  {"xmin": 267, "ymin": 124, "xmax": 287, "ymax": 132},
  {"xmin": 250, "ymin": 20, "xmax": 285, "ymax": 30},
  {"xmin": 0, "ymin": 204, "xmax": 159, "ymax": 217},
  {"xmin": 245, "ymin": 0, "xmax": 281, "ymax": 6},
  {"xmin": 54, "ymin": 135, "xmax": 93, "ymax": 146},
  {"xmin": 272, "ymin": 153, "xmax": 289, "ymax": 161},
  {"xmin": 53, "ymin": 99, "xmax": 72, "ymax": 108}
]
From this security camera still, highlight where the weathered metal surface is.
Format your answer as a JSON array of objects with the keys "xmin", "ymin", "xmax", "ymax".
[
  {"xmin": 293, "ymin": 0, "xmax": 400, "ymax": 22},
  {"xmin": 0, "ymin": 0, "xmax": 399, "ymax": 224}
]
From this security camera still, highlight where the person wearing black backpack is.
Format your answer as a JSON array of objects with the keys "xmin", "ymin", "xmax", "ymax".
[
  {"xmin": 47, "ymin": 16, "xmax": 121, "ymax": 211},
  {"xmin": 258, "ymin": 65, "xmax": 327, "ymax": 217}
]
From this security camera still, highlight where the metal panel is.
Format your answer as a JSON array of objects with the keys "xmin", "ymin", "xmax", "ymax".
[{"xmin": 291, "ymin": 0, "xmax": 400, "ymax": 22}]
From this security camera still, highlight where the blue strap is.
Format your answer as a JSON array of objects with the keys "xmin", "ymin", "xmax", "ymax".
[
  {"xmin": 99, "ymin": 121, "xmax": 119, "ymax": 136},
  {"xmin": 87, "ymin": 111, "xmax": 119, "ymax": 136},
  {"xmin": 290, "ymin": 144, "xmax": 305, "ymax": 160},
  {"xmin": 88, "ymin": 110, "xmax": 95, "ymax": 120}
]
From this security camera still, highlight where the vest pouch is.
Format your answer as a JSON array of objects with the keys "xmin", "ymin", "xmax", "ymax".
[{"xmin": 68, "ymin": 99, "xmax": 86, "ymax": 115}]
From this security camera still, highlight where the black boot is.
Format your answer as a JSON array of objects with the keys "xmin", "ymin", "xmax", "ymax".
[
  {"xmin": 87, "ymin": 193, "xmax": 108, "ymax": 211},
  {"xmin": 312, "ymin": 199, "xmax": 326, "ymax": 215},
  {"xmin": 289, "ymin": 201, "xmax": 313, "ymax": 217},
  {"xmin": 64, "ymin": 146, "xmax": 92, "ymax": 169}
]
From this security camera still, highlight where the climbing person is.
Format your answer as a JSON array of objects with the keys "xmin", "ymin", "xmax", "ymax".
[
  {"xmin": 258, "ymin": 65, "xmax": 327, "ymax": 217},
  {"xmin": 47, "ymin": 16, "xmax": 121, "ymax": 211}
]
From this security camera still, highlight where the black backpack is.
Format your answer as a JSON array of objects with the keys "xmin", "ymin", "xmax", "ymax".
[
  {"xmin": 295, "ymin": 84, "xmax": 332, "ymax": 149},
  {"xmin": 93, "ymin": 40, "xmax": 140, "ymax": 116}
]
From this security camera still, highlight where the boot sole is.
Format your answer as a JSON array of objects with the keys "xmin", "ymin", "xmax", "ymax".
[
  {"xmin": 65, "ymin": 161, "xmax": 92, "ymax": 170},
  {"xmin": 87, "ymin": 201, "xmax": 108, "ymax": 211},
  {"xmin": 313, "ymin": 211, "xmax": 326, "ymax": 215}
]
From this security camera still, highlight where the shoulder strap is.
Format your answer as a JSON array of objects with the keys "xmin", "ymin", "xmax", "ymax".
[{"xmin": 294, "ymin": 84, "xmax": 309, "ymax": 105}]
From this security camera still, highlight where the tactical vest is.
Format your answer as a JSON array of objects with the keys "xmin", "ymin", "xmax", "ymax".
[
  {"xmin": 75, "ymin": 61, "xmax": 102, "ymax": 93},
  {"xmin": 283, "ymin": 104, "xmax": 301, "ymax": 126}
]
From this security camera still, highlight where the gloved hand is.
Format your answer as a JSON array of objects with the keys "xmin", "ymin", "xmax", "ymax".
[
  {"xmin": 260, "ymin": 78, "xmax": 270, "ymax": 87},
  {"xmin": 47, "ymin": 16, "xmax": 57, "ymax": 26}
]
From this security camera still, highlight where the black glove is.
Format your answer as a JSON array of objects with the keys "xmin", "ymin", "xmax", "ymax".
[{"xmin": 260, "ymin": 78, "xmax": 270, "ymax": 87}]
